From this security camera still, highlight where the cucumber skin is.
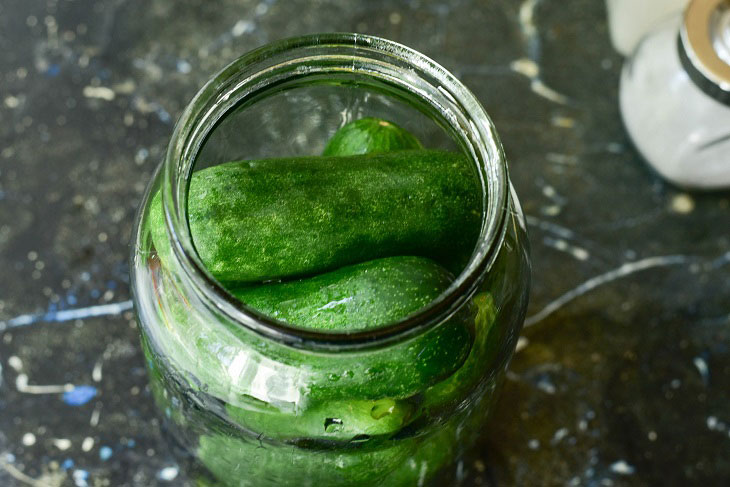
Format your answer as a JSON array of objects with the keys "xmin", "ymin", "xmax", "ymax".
[
  {"xmin": 322, "ymin": 117, "xmax": 424, "ymax": 156},
  {"xmin": 231, "ymin": 256, "xmax": 453, "ymax": 332},
  {"xmin": 225, "ymin": 397, "xmax": 412, "ymax": 443},
  {"xmin": 159, "ymin": 149, "xmax": 480, "ymax": 283},
  {"xmin": 198, "ymin": 432, "xmax": 413, "ymax": 487}
]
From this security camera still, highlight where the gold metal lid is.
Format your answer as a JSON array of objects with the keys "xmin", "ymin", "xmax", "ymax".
[{"xmin": 679, "ymin": 0, "xmax": 730, "ymax": 103}]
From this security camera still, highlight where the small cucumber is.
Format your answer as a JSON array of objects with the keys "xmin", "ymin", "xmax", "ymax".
[
  {"xmin": 226, "ymin": 397, "xmax": 412, "ymax": 442},
  {"xmin": 150, "ymin": 150, "xmax": 480, "ymax": 283},
  {"xmin": 322, "ymin": 117, "xmax": 423, "ymax": 156},
  {"xmin": 230, "ymin": 256, "xmax": 453, "ymax": 332}
]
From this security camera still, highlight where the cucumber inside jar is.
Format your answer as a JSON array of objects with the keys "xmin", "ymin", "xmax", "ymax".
[
  {"xmin": 147, "ymin": 117, "xmax": 487, "ymax": 486},
  {"xmin": 322, "ymin": 117, "xmax": 424, "ymax": 156}
]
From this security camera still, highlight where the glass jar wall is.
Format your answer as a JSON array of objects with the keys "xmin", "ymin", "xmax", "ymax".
[{"xmin": 131, "ymin": 34, "xmax": 530, "ymax": 487}]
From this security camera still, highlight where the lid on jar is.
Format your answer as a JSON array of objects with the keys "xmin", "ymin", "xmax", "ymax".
[{"xmin": 679, "ymin": 0, "xmax": 730, "ymax": 104}]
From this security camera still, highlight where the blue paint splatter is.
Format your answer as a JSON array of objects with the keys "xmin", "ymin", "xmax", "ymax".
[
  {"xmin": 46, "ymin": 64, "xmax": 61, "ymax": 77},
  {"xmin": 99, "ymin": 446, "xmax": 113, "ymax": 461},
  {"xmin": 125, "ymin": 439, "xmax": 136, "ymax": 448},
  {"xmin": 156, "ymin": 108, "xmax": 171, "ymax": 124},
  {"xmin": 63, "ymin": 385, "xmax": 97, "ymax": 406},
  {"xmin": 72, "ymin": 469, "xmax": 89, "ymax": 487},
  {"xmin": 62, "ymin": 458, "xmax": 74, "ymax": 470}
]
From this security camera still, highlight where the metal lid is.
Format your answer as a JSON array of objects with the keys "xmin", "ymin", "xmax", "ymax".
[{"xmin": 679, "ymin": 0, "xmax": 730, "ymax": 104}]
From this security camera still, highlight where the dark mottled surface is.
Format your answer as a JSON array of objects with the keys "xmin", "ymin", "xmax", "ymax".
[{"xmin": 1, "ymin": 0, "xmax": 729, "ymax": 485}]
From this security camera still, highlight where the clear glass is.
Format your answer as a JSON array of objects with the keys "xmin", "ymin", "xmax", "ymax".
[
  {"xmin": 131, "ymin": 34, "xmax": 530, "ymax": 486},
  {"xmin": 620, "ymin": 15, "xmax": 730, "ymax": 189},
  {"xmin": 606, "ymin": 0, "xmax": 688, "ymax": 56}
]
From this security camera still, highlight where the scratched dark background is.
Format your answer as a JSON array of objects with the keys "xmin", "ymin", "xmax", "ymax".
[{"xmin": 1, "ymin": 0, "xmax": 729, "ymax": 485}]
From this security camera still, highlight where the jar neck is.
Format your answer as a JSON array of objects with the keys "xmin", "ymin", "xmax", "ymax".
[{"xmin": 160, "ymin": 33, "xmax": 510, "ymax": 351}]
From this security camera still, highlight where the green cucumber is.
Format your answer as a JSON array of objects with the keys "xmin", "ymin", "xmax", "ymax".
[
  {"xmin": 322, "ymin": 117, "xmax": 423, "ymax": 156},
  {"xmin": 145, "ymin": 256, "xmax": 474, "ymax": 403},
  {"xmin": 420, "ymin": 292, "xmax": 498, "ymax": 411},
  {"xmin": 226, "ymin": 397, "xmax": 412, "ymax": 442},
  {"xmin": 198, "ymin": 433, "xmax": 414, "ymax": 487},
  {"xmin": 149, "ymin": 150, "xmax": 480, "ymax": 283},
  {"xmin": 230, "ymin": 256, "xmax": 453, "ymax": 332}
]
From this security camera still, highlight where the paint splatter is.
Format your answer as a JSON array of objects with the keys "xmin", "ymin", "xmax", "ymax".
[
  {"xmin": 99, "ymin": 446, "xmax": 113, "ymax": 461},
  {"xmin": 72, "ymin": 469, "xmax": 89, "ymax": 487},
  {"xmin": 610, "ymin": 460, "xmax": 636, "ymax": 475},
  {"xmin": 63, "ymin": 385, "xmax": 98, "ymax": 406},
  {"xmin": 157, "ymin": 466, "xmax": 179, "ymax": 481}
]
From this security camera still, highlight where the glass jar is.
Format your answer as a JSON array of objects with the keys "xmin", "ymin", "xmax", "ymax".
[
  {"xmin": 131, "ymin": 34, "xmax": 530, "ymax": 487},
  {"xmin": 606, "ymin": 0, "xmax": 689, "ymax": 56},
  {"xmin": 619, "ymin": 0, "xmax": 730, "ymax": 189}
]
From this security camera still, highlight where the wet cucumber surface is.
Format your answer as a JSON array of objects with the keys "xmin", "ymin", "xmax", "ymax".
[{"xmin": 230, "ymin": 256, "xmax": 453, "ymax": 332}]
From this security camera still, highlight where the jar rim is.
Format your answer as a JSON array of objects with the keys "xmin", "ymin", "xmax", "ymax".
[{"xmin": 160, "ymin": 33, "xmax": 510, "ymax": 351}]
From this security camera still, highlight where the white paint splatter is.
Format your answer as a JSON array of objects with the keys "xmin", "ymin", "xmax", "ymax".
[
  {"xmin": 21, "ymin": 433, "xmax": 36, "ymax": 446},
  {"xmin": 511, "ymin": 58, "xmax": 539, "ymax": 78},
  {"xmin": 157, "ymin": 466, "xmax": 179, "ymax": 481},
  {"xmin": 669, "ymin": 193, "xmax": 695, "ymax": 214},
  {"xmin": 90, "ymin": 403, "xmax": 102, "ymax": 427},
  {"xmin": 525, "ymin": 215, "xmax": 576, "ymax": 240},
  {"xmin": 525, "ymin": 255, "xmax": 691, "ymax": 327},
  {"xmin": 16, "ymin": 373, "xmax": 74, "ymax": 394},
  {"xmin": 72, "ymin": 469, "xmax": 89, "ymax": 487},
  {"xmin": 92, "ymin": 360, "xmax": 103, "ymax": 382},
  {"xmin": 81, "ymin": 437, "xmax": 94, "ymax": 452},
  {"xmin": 551, "ymin": 427, "xmax": 569, "ymax": 444},
  {"xmin": 8, "ymin": 355, "xmax": 23, "ymax": 372},
  {"xmin": 693, "ymin": 356, "xmax": 709, "ymax": 384},
  {"xmin": 530, "ymin": 79, "xmax": 570, "ymax": 105},
  {"xmin": 52, "ymin": 438, "xmax": 72, "ymax": 451},
  {"xmin": 543, "ymin": 237, "xmax": 590, "ymax": 261},
  {"xmin": 536, "ymin": 377, "xmax": 557, "ymax": 394},
  {"xmin": 231, "ymin": 20, "xmax": 254, "ymax": 37},
  {"xmin": 1, "ymin": 300, "xmax": 133, "ymax": 331},
  {"xmin": 4, "ymin": 96, "xmax": 20, "ymax": 108},
  {"xmin": 0, "ymin": 456, "xmax": 66, "ymax": 487},
  {"xmin": 610, "ymin": 460, "xmax": 635, "ymax": 475},
  {"xmin": 546, "ymin": 152, "xmax": 578, "ymax": 165},
  {"xmin": 82, "ymin": 86, "xmax": 115, "ymax": 101}
]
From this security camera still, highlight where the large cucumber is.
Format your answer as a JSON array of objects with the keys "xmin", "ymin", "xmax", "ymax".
[
  {"xmin": 198, "ymin": 432, "xmax": 414, "ymax": 487},
  {"xmin": 230, "ymin": 256, "xmax": 453, "ymax": 332},
  {"xmin": 150, "ymin": 150, "xmax": 480, "ymax": 283},
  {"xmin": 144, "ymin": 252, "xmax": 474, "ymax": 404},
  {"xmin": 322, "ymin": 117, "xmax": 423, "ymax": 156}
]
